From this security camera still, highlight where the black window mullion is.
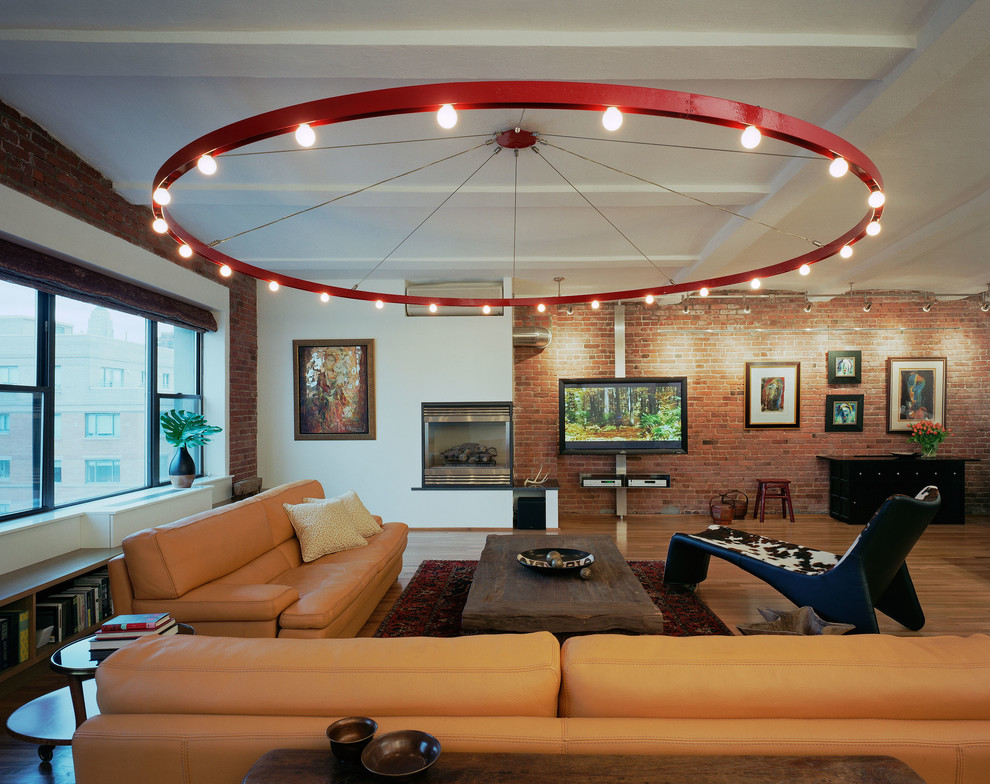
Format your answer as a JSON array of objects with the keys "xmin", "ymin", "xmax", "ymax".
[
  {"xmin": 148, "ymin": 321, "xmax": 158, "ymax": 488},
  {"xmin": 38, "ymin": 292, "xmax": 55, "ymax": 510}
]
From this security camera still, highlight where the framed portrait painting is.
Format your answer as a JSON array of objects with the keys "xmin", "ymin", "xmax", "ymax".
[
  {"xmin": 827, "ymin": 350, "xmax": 862, "ymax": 384},
  {"xmin": 293, "ymin": 339, "xmax": 376, "ymax": 440},
  {"xmin": 886, "ymin": 357, "xmax": 946, "ymax": 433},
  {"xmin": 825, "ymin": 394, "xmax": 864, "ymax": 432},
  {"xmin": 745, "ymin": 361, "xmax": 801, "ymax": 428}
]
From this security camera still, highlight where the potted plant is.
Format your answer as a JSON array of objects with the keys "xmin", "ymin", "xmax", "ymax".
[{"xmin": 160, "ymin": 410, "xmax": 222, "ymax": 488}]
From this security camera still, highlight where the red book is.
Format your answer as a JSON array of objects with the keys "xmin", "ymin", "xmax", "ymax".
[{"xmin": 99, "ymin": 613, "xmax": 171, "ymax": 632}]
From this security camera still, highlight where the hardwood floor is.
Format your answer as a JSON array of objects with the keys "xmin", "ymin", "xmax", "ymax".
[{"xmin": 3, "ymin": 511, "xmax": 989, "ymax": 783}]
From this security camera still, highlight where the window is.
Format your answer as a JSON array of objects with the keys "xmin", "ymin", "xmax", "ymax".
[
  {"xmin": 0, "ymin": 279, "xmax": 208, "ymax": 521},
  {"xmin": 85, "ymin": 459, "xmax": 120, "ymax": 484},
  {"xmin": 161, "ymin": 372, "xmax": 171, "ymax": 390},
  {"xmin": 0, "ymin": 502, "xmax": 9, "ymax": 514},
  {"xmin": 0, "ymin": 459, "xmax": 10, "ymax": 480},
  {"xmin": 101, "ymin": 367, "xmax": 124, "ymax": 388},
  {"xmin": 85, "ymin": 413, "xmax": 120, "ymax": 438}
]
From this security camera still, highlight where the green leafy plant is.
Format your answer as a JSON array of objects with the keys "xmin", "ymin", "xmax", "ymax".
[{"xmin": 160, "ymin": 410, "xmax": 222, "ymax": 448}]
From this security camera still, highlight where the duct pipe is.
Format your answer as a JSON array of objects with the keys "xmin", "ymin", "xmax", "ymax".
[{"xmin": 512, "ymin": 326, "xmax": 552, "ymax": 348}]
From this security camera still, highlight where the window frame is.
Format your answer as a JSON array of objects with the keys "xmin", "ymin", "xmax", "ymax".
[{"xmin": 0, "ymin": 286, "xmax": 206, "ymax": 524}]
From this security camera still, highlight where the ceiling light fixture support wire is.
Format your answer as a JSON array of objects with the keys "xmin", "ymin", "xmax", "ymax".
[{"xmin": 153, "ymin": 80, "xmax": 884, "ymax": 309}]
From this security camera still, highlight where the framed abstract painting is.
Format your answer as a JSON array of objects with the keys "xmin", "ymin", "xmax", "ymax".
[
  {"xmin": 825, "ymin": 394, "xmax": 864, "ymax": 432},
  {"xmin": 886, "ymin": 357, "xmax": 946, "ymax": 433},
  {"xmin": 745, "ymin": 361, "xmax": 801, "ymax": 428},
  {"xmin": 827, "ymin": 350, "xmax": 862, "ymax": 384},
  {"xmin": 293, "ymin": 339, "xmax": 376, "ymax": 440}
]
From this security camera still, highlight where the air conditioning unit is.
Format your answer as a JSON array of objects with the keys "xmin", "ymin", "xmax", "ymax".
[{"xmin": 405, "ymin": 281, "xmax": 504, "ymax": 317}]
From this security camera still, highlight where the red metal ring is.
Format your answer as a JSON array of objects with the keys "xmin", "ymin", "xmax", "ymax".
[{"xmin": 153, "ymin": 81, "xmax": 883, "ymax": 308}]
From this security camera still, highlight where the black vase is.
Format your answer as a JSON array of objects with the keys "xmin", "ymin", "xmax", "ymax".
[{"xmin": 168, "ymin": 446, "xmax": 196, "ymax": 488}]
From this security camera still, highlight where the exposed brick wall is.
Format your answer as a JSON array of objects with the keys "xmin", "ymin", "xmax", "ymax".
[
  {"xmin": 514, "ymin": 296, "xmax": 990, "ymax": 517},
  {"xmin": 0, "ymin": 99, "xmax": 258, "ymax": 483}
]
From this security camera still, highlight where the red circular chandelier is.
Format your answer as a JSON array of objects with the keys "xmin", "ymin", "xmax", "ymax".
[{"xmin": 151, "ymin": 81, "xmax": 884, "ymax": 310}]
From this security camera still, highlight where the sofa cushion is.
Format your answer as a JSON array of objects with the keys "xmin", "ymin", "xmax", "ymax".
[
  {"xmin": 560, "ymin": 633, "xmax": 990, "ymax": 721},
  {"xmin": 304, "ymin": 490, "xmax": 382, "ymax": 537},
  {"xmin": 283, "ymin": 500, "xmax": 368, "ymax": 562},
  {"xmin": 94, "ymin": 632, "xmax": 562, "ymax": 718}
]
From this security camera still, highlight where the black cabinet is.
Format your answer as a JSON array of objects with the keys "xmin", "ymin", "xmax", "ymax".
[{"xmin": 818, "ymin": 456, "xmax": 972, "ymax": 525}]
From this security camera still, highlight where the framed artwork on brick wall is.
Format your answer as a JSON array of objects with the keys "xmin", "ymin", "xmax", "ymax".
[
  {"xmin": 886, "ymin": 357, "xmax": 946, "ymax": 433},
  {"xmin": 825, "ymin": 394, "xmax": 864, "ymax": 431},
  {"xmin": 745, "ymin": 361, "xmax": 801, "ymax": 428},
  {"xmin": 827, "ymin": 350, "xmax": 862, "ymax": 384},
  {"xmin": 293, "ymin": 339, "xmax": 376, "ymax": 440}
]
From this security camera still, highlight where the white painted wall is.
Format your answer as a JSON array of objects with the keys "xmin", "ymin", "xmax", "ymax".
[{"xmin": 257, "ymin": 282, "xmax": 515, "ymax": 528}]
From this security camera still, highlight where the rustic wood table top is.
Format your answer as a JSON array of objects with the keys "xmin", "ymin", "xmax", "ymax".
[
  {"xmin": 241, "ymin": 749, "xmax": 926, "ymax": 784},
  {"xmin": 461, "ymin": 533, "xmax": 664, "ymax": 634}
]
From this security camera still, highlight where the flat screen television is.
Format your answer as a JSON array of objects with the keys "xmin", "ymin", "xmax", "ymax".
[{"xmin": 559, "ymin": 377, "xmax": 688, "ymax": 454}]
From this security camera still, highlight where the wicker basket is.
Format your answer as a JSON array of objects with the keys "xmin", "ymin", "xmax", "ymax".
[
  {"xmin": 708, "ymin": 496, "xmax": 736, "ymax": 523},
  {"xmin": 721, "ymin": 489, "xmax": 749, "ymax": 519}
]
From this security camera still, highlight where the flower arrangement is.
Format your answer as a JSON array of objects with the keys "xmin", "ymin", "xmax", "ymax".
[{"xmin": 907, "ymin": 420, "xmax": 950, "ymax": 457}]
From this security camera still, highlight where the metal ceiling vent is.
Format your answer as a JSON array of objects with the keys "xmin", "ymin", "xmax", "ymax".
[{"xmin": 405, "ymin": 281, "xmax": 504, "ymax": 316}]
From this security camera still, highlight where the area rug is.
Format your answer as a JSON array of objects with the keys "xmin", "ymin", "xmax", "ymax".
[{"xmin": 374, "ymin": 559, "xmax": 732, "ymax": 637}]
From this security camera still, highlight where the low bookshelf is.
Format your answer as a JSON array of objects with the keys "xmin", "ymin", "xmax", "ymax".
[{"xmin": 0, "ymin": 548, "xmax": 120, "ymax": 687}]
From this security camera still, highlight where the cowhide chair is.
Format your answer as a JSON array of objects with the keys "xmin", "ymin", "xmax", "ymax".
[{"xmin": 663, "ymin": 486, "xmax": 941, "ymax": 634}]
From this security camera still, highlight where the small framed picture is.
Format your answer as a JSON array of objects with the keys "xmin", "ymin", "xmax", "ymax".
[
  {"xmin": 827, "ymin": 350, "xmax": 861, "ymax": 384},
  {"xmin": 886, "ymin": 357, "xmax": 946, "ymax": 433},
  {"xmin": 825, "ymin": 394, "xmax": 864, "ymax": 432},
  {"xmin": 745, "ymin": 361, "xmax": 801, "ymax": 428}
]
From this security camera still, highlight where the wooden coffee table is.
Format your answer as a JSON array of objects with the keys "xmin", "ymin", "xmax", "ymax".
[
  {"xmin": 461, "ymin": 534, "xmax": 664, "ymax": 634},
  {"xmin": 242, "ymin": 749, "xmax": 926, "ymax": 784}
]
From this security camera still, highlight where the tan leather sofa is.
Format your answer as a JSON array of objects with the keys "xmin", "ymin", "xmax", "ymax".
[
  {"xmin": 107, "ymin": 480, "xmax": 408, "ymax": 638},
  {"xmin": 72, "ymin": 631, "xmax": 990, "ymax": 784}
]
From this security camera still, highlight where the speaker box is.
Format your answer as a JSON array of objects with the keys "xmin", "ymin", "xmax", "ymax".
[{"xmin": 515, "ymin": 496, "xmax": 546, "ymax": 530}]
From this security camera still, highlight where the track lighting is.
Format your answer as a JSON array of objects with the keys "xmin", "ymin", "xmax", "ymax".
[
  {"xmin": 922, "ymin": 298, "xmax": 932, "ymax": 313},
  {"xmin": 863, "ymin": 299, "xmax": 872, "ymax": 313},
  {"xmin": 681, "ymin": 299, "xmax": 690, "ymax": 314},
  {"xmin": 803, "ymin": 300, "xmax": 813, "ymax": 313},
  {"xmin": 742, "ymin": 298, "xmax": 751, "ymax": 315},
  {"xmin": 982, "ymin": 301, "xmax": 990, "ymax": 313}
]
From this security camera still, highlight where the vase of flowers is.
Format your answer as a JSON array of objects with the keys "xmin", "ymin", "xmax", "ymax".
[
  {"xmin": 907, "ymin": 420, "xmax": 950, "ymax": 458},
  {"xmin": 160, "ymin": 410, "xmax": 222, "ymax": 487}
]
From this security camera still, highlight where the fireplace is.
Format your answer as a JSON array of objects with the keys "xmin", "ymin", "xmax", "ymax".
[{"xmin": 422, "ymin": 402, "xmax": 513, "ymax": 487}]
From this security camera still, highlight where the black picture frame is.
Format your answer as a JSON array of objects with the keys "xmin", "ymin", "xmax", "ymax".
[
  {"xmin": 825, "ymin": 394, "xmax": 864, "ymax": 432},
  {"xmin": 827, "ymin": 350, "xmax": 862, "ymax": 384}
]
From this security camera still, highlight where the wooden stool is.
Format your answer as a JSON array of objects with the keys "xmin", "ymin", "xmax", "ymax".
[{"xmin": 754, "ymin": 479, "xmax": 795, "ymax": 522}]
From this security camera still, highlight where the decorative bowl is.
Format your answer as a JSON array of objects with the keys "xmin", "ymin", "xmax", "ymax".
[
  {"xmin": 326, "ymin": 716, "xmax": 378, "ymax": 763},
  {"xmin": 517, "ymin": 547, "xmax": 595, "ymax": 573},
  {"xmin": 360, "ymin": 729, "xmax": 441, "ymax": 781}
]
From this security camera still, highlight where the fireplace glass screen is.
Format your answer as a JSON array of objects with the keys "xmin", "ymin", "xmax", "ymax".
[{"xmin": 422, "ymin": 402, "xmax": 512, "ymax": 486}]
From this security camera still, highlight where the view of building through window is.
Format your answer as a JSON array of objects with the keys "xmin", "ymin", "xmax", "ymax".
[{"xmin": 0, "ymin": 279, "xmax": 205, "ymax": 521}]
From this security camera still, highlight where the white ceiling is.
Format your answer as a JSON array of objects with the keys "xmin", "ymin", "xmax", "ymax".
[{"xmin": 1, "ymin": 0, "xmax": 988, "ymax": 302}]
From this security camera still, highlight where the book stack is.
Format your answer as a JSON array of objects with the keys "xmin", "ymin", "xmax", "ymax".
[{"xmin": 89, "ymin": 613, "xmax": 178, "ymax": 658}]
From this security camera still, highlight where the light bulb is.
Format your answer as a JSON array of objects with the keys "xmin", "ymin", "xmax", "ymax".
[
  {"xmin": 803, "ymin": 301, "xmax": 813, "ymax": 313},
  {"xmin": 699, "ymin": 287, "xmax": 709, "ymax": 297},
  {"xmin": 178, "ymin": 244, "xmax": 193, "ymax": 258},
  {"xmin": 866, "ymin": 220, "xmax": 882, "ymax": 236},
  {"xmin": 602, "ymin": 107, "xmax": 623, "ymax": 131},
  {"xmin": 152, "ymin": 218, "xmax": 168, "ymax": 234},
  {"xmin": 375, "ymin": 300, "xmax": 384, "ymax": 309},
  {"xmin": 482, "ymin": 305, "xmax": 491, "ymax": 314},
  {"xmin": 428, "ymin": 303, "xmax": 438, "ymax": 313},
  {"xmin": 740, "ymin": 126, "xmax": 761, "ymax": 149},
  {"xmin": 981, "ymin": 301, "xmax": 990, "ymax": 313},
  {"xmin": 645, "ymin": 294, "xmax": 654, "ymax": 305},
  {"xmin": 437, "ymin": 104, "xmax": 457, "ymax": 129},
  {"xmin": 863, "ymin": 301, "xmax": 872, "ymax": 313},
  {"xmin": 268, "ymin": 280, "xmax": 279, "ymax": 292},
  {"xmin": 320, "ymin": 292, "xmax": 330, "ymax": 303},
  {"xmin": 197, "ymin": 154, "xmax": 217, "ymax": 175},
  {"xmin": 153, "ymin": 187, "xmax": 171, "ymax": 206},
  {"xmin": 829, "ymin": 157, "xmax": 849, "ymax": 177},
  {"xmin": 295, "ymin": 123, "xmax": 316, "ymax": 147},
  {"xmin": 750, "ymin": 278, "xmax": 761, "ymax": 290},
  {"xmin": 219, "ymin": 264, "xmax": 232, "ymax": 278},
  {"xmin": 742, "ymin": 301, "xmax": 751, "ymax": 314},
  {"xmin": 799, "ymin": 264, "xmax": 811, "ymax": 276},
  {"xmin": 537, "ymin": 303, "xmax": 546, "ymax": 313},
  {"xmin": 868, "ymin": 190, "xmax": 886, "ymax": 208},
  {"xmin": 839, "ymin": 245, "xmax": 853, "ymax": 259}
]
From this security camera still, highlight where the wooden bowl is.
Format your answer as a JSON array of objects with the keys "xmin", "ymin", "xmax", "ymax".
[
  {"xmin": 326, "ymin": 716, "xmax": 378, "ymax": 763},
  {"xmin": 360, "ymin": 730, "xmax": 441, "ymax": 780}
]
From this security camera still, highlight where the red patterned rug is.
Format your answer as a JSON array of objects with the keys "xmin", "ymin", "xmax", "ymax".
[{"xmin": 374, "ymin": 559, "xmax": 732, "ymax": 638}]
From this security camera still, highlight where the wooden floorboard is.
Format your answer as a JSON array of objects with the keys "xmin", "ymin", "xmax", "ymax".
[{"xmin": 3, "ymin": 511, "xmax": 988, "ymax": 783}]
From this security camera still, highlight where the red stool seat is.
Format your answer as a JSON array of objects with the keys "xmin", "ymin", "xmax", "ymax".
[{"xmin": 754, "ymin": 479, "xmax": 794, "ymax": 522}]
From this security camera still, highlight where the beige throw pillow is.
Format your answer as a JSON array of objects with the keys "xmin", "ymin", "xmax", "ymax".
[
  {"xmin": 283, "ymin": 499, "xmax": 368, "ymax": 562},
  {"xmin": 303, "ymin": 490, "xmax": 382, "ymax": 537}
]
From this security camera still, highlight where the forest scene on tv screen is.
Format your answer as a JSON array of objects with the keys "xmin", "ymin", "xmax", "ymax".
[{"xmin": 563, "ymin": 381, "xmax": 683, "ymax": 446}]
